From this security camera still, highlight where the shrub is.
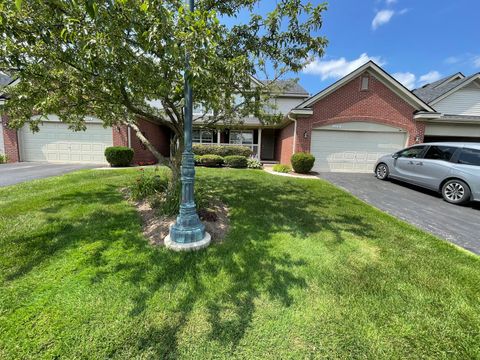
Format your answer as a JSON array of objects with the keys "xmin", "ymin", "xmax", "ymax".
[
  {"xmin": 192, "ymin": 144, "xmax": 252, "ymax": 157},
  {"xmin": 247, "ymin": 157, "xmax": 263, "ymax": 169},
  {"xmin": 129, "ymin": 168, "xmax": 168, "ymax": 200},
  {"xmin": 273, "ymin": 164, "xmax": 291, "ymax": 173},
  {"xmin": 0, "ymin": 154, "xmax": 7, "ymax": 164},
  {"xmin": 104, "ymin": 146, "xmax": 134, "ymax": 167},
  {"xmin": 199, "ymin": 154, "xmax": 224, "ymax": 167},
  {"xmin": 223, "ymin": 155, "xmax": 248, "ymax": 168},
  {"xmin": 290, "ymin": 152, "xmax": 315, "ymax": 174},
  {"xmin": 194, "ymin": 155, "xmax": 202, "ymax": 166}
]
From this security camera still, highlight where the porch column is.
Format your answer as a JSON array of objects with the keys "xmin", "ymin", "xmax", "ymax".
[
  {"xmin": 258, "ymin": 128, "xmax": 262, "ymax": 160},
  {"xmin": 217, "ymin": 130, "xmax": 221, "ymax": 144}
]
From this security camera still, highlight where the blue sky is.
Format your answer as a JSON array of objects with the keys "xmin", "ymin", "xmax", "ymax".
[{"xmin": 227, "ymin": 0, "xmax": 480, "ymax": 95}]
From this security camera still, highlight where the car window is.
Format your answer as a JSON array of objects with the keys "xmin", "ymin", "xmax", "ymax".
[
  {"xmin": 424, "ymin": 146, "xmax": 458, "ymax": 161},
  {"xmin": 458, "ymin": 148, "xmax": 480, "ymax": 166},
  {"xmin": 397, "ymin": 146, "xmax": 426, "ymax": 158}
]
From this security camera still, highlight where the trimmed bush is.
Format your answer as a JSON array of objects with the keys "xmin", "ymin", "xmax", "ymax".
[
  {"xmin": 224, "ymin": 155, "xmax": 248, "ymax": 168},
  {"xmin": 194, "ymin": 155, "xmax": 202, "ymax": 165},
  {"xmin": 105, "ymin": 146, "xmax": 134, "ymax": 167},
  {"xmin": 193, "ymin": 144, "xmax": 252, "ymax": 157},
  {"xmin": 291, "ymin": 152, "xmax": 315, "ymax": 174},
  {"xmin": 247, "ymin": 157, "xmax": 263, "ymax": 169},
  {"xmin": 273, "ymin": 164, "xmax": 291, "ymax": 173},
  {"xmin": 0, "ymin": 154, "xmax": 7, "ymax": 164},
  {"xmin": 199, "ymin": 154, "xmax": 224, "ymax": 167}
]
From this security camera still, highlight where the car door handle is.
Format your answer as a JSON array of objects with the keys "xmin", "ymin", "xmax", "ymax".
[{"xmin": 415, "ymin": 162, "xmax": 423, "ymax": 166}]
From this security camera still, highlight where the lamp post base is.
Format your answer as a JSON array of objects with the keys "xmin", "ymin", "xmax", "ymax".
[{"xmin": 164, "ymin": 231, "xmax": 211, "ymax": 252}]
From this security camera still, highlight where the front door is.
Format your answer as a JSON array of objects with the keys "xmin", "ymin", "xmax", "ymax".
[{"xmin": 261, "ymin": 130, "xmax": 276, "ymax": 160}]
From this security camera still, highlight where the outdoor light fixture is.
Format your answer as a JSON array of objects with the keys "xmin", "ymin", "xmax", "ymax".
[
  {"xmin": 165, "ymin": 0, "xmax": 211, "ymax": 251},
  {"xmin": 303, "ymin": 130, "xmax": 309, "ymax": 139}
]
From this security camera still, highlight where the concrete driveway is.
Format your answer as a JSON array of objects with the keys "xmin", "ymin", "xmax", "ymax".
[
  {"xmin": 0, "ymin": 162, "xmax": 102, "ymax": 187},
  {"xmin": 320, "ymin": 173, "xmax": 480, "ymax": 255}
]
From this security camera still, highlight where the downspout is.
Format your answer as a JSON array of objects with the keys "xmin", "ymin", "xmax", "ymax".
[
  {"xmin": 287, "ymin": 113, "xmax": 297, "ymax": 155},
  {"xmin": 127, "ymin": 125, "xmax": 132, "ymax": 148}
]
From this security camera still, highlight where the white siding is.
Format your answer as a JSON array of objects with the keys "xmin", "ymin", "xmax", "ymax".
[
  {"xmin": 274, "ymin": 96, "xmax": 307, "ymax": 115},
  {"xmin": 434, "ymin": 82, "xmax": 480, "ymax": 116},
  {"xmin": 425, "ymin": 124, "xmax": 480, "ymax": 137},
  {"xmin": 0, "ymin": 122, "xmax": 4, "ymax": 155}
]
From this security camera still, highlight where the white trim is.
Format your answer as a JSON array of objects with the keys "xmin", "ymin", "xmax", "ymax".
[
  {"xmin": 430, "ymin": 74, "xmax": 480, "ymax": 105},
  {"xmin": 413, "ymin": 112, "xmax": 442, "ymax": 120},
  {"xmin": 290, "ymin": 108, "xmax": 313, "ymax": 115},
  {"xmin": 288, "ymin": 114, "xmax": 298, "ymax": 155},
  {"xmin": 432, "ymin": 72, "xmax": 465, "ymax": 88},
  {"xmin": 127, "ymin": 125, "xmax": 132, "ymax": 148},
  {"xmin": 258, "ymin": 128, "xmax": 262, "ymax": 159},
  {"xmin": 295, "ymin": 61, "xmax": 435, "ymax": 112},
  {"xmin": 216, "ymin": 130, "xmax": 221, "ymax": 145}
]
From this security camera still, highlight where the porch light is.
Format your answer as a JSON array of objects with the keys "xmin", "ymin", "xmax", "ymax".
[{"xmin": 303, "ymin": 130, "xmax": 309, "ymax": 139}]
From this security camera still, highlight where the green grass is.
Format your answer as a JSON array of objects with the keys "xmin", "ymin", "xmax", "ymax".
[{"xmin": 0, "ymin": 167, "xmax": 479, "ymax": 359}]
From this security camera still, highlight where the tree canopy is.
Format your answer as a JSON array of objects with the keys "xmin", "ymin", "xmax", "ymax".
[{"xmin": 0, "ymin": 0, "xmax": 328, "ymax": 169}]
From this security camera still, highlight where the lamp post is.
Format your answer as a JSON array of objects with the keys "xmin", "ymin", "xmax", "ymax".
[{"xmin": 165, "ymin": 0, "xmax": 211, "ymax": 251}]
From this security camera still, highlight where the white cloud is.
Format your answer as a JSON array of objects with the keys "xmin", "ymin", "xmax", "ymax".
[
  {"xmin": 393, "ymin": 72, "xmax": 416, "ymax": 90},
  {"xmin": 418, "ymin": 71, "xmax": 442, "ymax": 86},
  {"xmin": 444, "ymin": 56, "xmax": 460, "ymax": 65},
  {"xmin": 474, "ymin": 56, "xmax": 480, "ymax": 68},
  {"xmin": 393, "ymin": 70, "xmax": 442, "ymax": 89},
  {"xmin": 372, "ymin": 9, "xmax": 395, "ymax": 30},
  {"xmin": 386, "ymin": 0, "xmax": 397, "ymax": 4},
  {"xmin": 398, "ymin": 8, "xmax": 409, "ymax": 15},
  {"xmin": 303, "ymin": 53, "xmax": 385, "ymax": 81}
]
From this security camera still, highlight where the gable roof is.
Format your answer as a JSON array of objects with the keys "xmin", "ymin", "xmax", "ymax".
[
  {"xmin": 261, "ymin": 80, "xmax": 309, "ymax": 96},
  {"xmin": 294, "ymin": 61, "xmax": 436, "ymax": 112},
  {"xmin": 413, "ymin": 73, "xmax": 480, "ymax": 104}
]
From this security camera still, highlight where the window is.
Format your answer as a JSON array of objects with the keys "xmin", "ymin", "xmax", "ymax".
[
  {"xmin": 229, "ymin": 130, "xmax": 253, "ymax": 145},
  {"xmin": 458, "ymin": 148, "xmax": 480, "ymax": 166},
  {"xmin": 424, "ymin": 146, "xmax": 458, "ymax": 162},
  {"xmin": 193, "ymin": 129, "xmax": 214, "ymax": 144},
  {"xmin": 397, "ymin": 146, "xmax": 426, "ymax": 158},
  {"xmin": 193, "ymin": 103, "xmax": 213, "ymax": 116},
  {"xmin": 361, "ymin": 76, "xmax": 369, "ymax": 90}
]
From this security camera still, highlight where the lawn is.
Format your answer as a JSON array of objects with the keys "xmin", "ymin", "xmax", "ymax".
[{"xmin": 0, "ymin": 167, "xmax": 479, "ymax": 359}]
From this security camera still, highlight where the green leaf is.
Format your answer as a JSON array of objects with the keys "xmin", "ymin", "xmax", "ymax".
[{"xmin": 15, "ymin": 0, "xmax": 22, "ymax": 11}]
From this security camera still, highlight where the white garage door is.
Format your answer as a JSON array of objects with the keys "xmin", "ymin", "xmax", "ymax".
[
  {"xmin": 311, "ymin": 122, "xmax": 407, "ymax": 173},
  {"xmin": 19, "ymin": 121, "xmax": 113, "ymax": 163}
]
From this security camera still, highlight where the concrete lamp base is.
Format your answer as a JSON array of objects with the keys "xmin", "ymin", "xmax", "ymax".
[{"xmin": 164, "ymin": 232, "xmax": 211, "ymax": 252}]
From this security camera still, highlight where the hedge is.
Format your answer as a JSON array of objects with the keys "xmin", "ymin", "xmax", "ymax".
[
  {"xmin": 104, "ymin": 146, "xmax": 134, "ymax": 167},
  {"xmin": 198, "ymin": 154, "xmax": 224, "ymax": 167},
  {"xmin": 224, "ymin": 155, "xmax": 248, "ymax": 168},
  {"xmin": 193, "ymin": 144, "xmax": 252, "ymax": 157},
  {"xmin": 290, "ymin": 152, "xmax": 315, "ymax": 174}
]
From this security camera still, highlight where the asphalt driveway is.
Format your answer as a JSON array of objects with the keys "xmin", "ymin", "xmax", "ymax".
[
  {"xmin": 0, "ymin": 162, "xmax": 102, "ymax": 187},
  {"xmin": 320, "ymin": 173, "xmax": 480, "ymax": 255}
]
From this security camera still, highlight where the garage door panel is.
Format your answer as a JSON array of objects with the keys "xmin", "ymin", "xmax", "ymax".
[
  {"xmin": 312, "ymin": 129, "xmax": 406, "ymax": 173},
  {"xmin": 20, "ymin": 122, "xmax": 113, "ymax": 163}
]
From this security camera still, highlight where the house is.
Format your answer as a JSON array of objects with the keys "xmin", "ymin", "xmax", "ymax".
[
  {"xmin": 2, "ymin": 61, "xmax": 480, "ymax": 171},
  {"xmin": 0, "ymin": 74, "xmax": 309, "ymax": 164},
  {"xmin": 280, "ymin": 61, "xmax": 480, "ymax": 173}
]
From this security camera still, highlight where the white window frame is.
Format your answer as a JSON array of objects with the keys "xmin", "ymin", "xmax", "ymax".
[
  {"xmin": 229, "ymin": 130, "xmax": 254, "ymax": 145},
  {"xmin": 193, "ymin": 129, "xmax": 215, "ymax": 144}
]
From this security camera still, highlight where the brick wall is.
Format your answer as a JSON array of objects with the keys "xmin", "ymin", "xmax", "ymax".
[
  {"xmin": 129, "ymin": 118, "xmax": 171, "ymax": 164},
  {"xmin": 293, "ymin": 72, "xmax": 425, "ymax": 156},
  {"xmin": 275, "ymin": 122, "xmax": 294, "ymax": 164},
  {"xmin": 1, "ymin": 114, "xmax": 20, "ymax": 163}
]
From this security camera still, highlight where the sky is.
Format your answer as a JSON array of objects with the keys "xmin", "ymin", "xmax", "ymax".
[{"xmin": 225, "ymin": 0, "xmax": 480, "ymax": 95}]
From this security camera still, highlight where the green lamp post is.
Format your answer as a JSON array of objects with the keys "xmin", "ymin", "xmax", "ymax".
[{"xmin": 165, "ymin": 0, "xmax": 211, "ymax": 251}]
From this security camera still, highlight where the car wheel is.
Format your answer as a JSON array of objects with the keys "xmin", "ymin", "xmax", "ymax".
[
  {"xmin": 442, "ymin": 179, "xmax": 471, "ymax": 205},
  {"xmin": 375, "ymin": 163, "xmax": 389, "ymax": 180}
]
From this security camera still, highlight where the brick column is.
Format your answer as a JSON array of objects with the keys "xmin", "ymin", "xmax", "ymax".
[
  {"xmin": 1, "ymin": 114, "xmax": 20, "ymax": 163},
  {"xmin": 112, "ymin": 124, "xmax": 129, "ymax": 147}
]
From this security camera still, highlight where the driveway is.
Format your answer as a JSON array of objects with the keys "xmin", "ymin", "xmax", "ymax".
[
  {"xmin": 320, "ymin": 173, "xmax": 480, "ymax": 255},
  {"xmin": 0, "ymin": 162, "xmax": 102, "ymax": 187}
]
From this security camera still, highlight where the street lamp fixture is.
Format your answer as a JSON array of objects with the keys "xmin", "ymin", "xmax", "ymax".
[{"xmin": 165, "ymin": 0, "xmax": 211, "ymax": 251}]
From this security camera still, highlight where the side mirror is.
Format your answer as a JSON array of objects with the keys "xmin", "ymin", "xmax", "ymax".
[{"xmin": 392, "ymin": 153, "xmax": 399, "ymax": 159}]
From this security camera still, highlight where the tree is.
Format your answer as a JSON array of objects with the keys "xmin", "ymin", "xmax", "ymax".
[{"xmin": 0, "ymin": 0, "xmax": 327, "ymax": 183}]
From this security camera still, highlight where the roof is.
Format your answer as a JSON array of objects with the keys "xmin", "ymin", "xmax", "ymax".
[
  {"xmin": 420, "ymin": 142, "xmax": 480, "ymax": 150},
  {"xmin": 260, "ymin": 79, "xmax": 309, "ymax": 96},
  {"xmin": 0, "ymin": 72, "xmax": 14, "ymax": 99},
  {"xmin": 293, "ymin": 61, "xmax": 436, "ymax": 112},
  {"xmin": 413, "ymin": 73, "xmax": 480, "ymax": 104}
]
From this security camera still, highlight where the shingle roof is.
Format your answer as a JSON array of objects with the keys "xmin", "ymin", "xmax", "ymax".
[
  {"xmin": 413, "ymin": 73, "xmax": 478, "ymax": 103},
  {"xmin": 260, "ymin": 79, "xmax": 309, "ymax": 96},
  {"xmin": 0, "ymin": 72, "xmax": 13, "ymax": 87}
]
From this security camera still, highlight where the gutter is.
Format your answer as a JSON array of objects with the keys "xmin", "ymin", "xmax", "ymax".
[{"xmin": 287, "ymin": 113, "xmax": 297, "ymax": 155}]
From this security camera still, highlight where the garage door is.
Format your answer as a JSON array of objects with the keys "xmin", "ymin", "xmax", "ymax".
[
  {"xmin": 19, "ymin": 121, "xmax": 113, "ymax": 163},
  {"xmin": 311, "ymin": 122, "xmax": 407, "ymax": 173}
]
